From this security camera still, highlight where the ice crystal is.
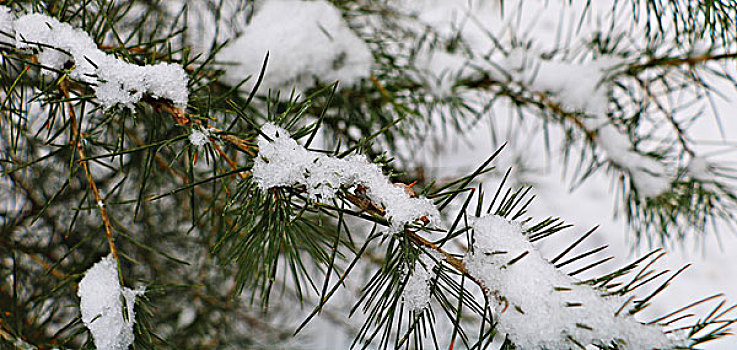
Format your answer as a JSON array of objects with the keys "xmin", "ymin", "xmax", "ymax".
[{"xmin": 189, "ymin": 128, "xmax": 210, "ymax": 147}]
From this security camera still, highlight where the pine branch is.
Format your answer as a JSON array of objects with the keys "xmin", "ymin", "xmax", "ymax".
[{"xmin": 2, "ymin": 2, "xmax": 737, "ymax": 349}]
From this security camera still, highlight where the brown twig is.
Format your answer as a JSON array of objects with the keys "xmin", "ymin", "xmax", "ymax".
[
  {"xmin": 210, "ymin": 139, "xmax": 247, "ymax": 179},
  {"xmin": 339, "ymin": 185, "xmax": 510, "ymax": 308},
  {"xmin": 407, "ymin": 224, "xmax": 511, "ymax": 310},
  {"xmin": 151, "ymin": 99, "xmax": 256, "ymax": 155},
  {"xmin": 404, "ymin": 229, "xmax": 488, "ymax": 293},
  {"xmin": 459, "ymin": 75, "xmax": 598, "ymax": 140},
  {"xmin": 60, "ymin": 79, "xmax": 119, "ymax": 262},
  {"xmin": 629, "ymin": 52, "xmax": 737, "ymax": 72}
]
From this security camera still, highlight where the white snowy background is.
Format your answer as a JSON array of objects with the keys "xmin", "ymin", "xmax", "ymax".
[{"xmin": 231, "ymin": 0, "xmax": 737, "ymax": 348}]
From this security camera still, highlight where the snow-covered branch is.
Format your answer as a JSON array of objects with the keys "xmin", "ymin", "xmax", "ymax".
[
  {"xmin": 253, "ymin": 123, "xmax": 439, "ymax": 231},
  {"xmin": 466, "ymin": 215, "xmax": 682, "ymax": 348},
  {"xmin": 502, "ymin": 51, "xmax": 674, "ymax": 198},
  {"xmin": 1, "ymin": 7, "xmax": 188, "ymax": 109},
  {"xmin": 251, "ymin": 123, "xmax": 683, "ymax": 348}
]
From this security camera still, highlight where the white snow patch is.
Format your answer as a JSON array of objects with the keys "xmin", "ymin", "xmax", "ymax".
[
  {"xmin": 0, "ymin": 6, "xmax": 13, "ymax": 44},
  {"xmin": 414, "ymin": 50, "xmax": 471, "ymax": 98},
  {"xmin": 687, "ymin": 155, "xmax": 721, "ymax": 193},
  {"xmin": 402, "ymin": 254, "xmax": 438, "ymax": 312},
  {"xmin": 502, "ymin": 49, "xmax": 623, "ymax": 116},
  {"xmin": 464, "ymin": 215, "xmax": 680, "ymax": 349},
  {"xmin": 218, "ymin": 0, "xmax": 373, "ymax": 95},
  {"xmin": 9, "ymin": 12, "xmax": 188, "ymax": 109},
  {"xmin": 177, "ymin": 306, "xmax": 197, "ymax": 328},
  {"xmin": 189, "ymin": 128, "xmax": 211, "ymax": 147},
  {"xmin": 78, "ymin": 255, "xmax": 145, "ymax": 350},
  {"xmin": 594, "ymin": 125, "xmax": 671, "ymax": 198},
  {"xmin": 688, "ymin": 156, "xmax": 715, "ymax": 182},
  {"xmin": 252, "ymin": 123, "xmax": 439, "ymax": 231}
]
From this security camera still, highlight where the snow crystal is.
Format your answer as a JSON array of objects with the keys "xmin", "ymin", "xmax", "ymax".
[
  {"xmin": 78, "ymin": 255, "xmax": 145, "ymax": 350},
  {"xmin": 252, "ymin": 123, "xmax": 439, "ymax": 231},
  {"xmin": 189, "ymin": 128, "xmax": 210, "ymax": 147},
  {"xmin": 464, "ymin": 215, "xmax": 680, "ymax": 349},
  {"xmin": 10, "ymin": 12, "xmax": 188, "ymax": 109},
  {"xmin": 218, "ymin": 0, "xmax": 373, "ymax": 95}
]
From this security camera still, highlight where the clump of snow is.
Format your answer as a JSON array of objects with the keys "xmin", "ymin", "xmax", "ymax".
[
  {"xmin": 218, "ymin": 0, "xmax": 373, "ymax": 94},
  {"xmin": 687, "ymin": 156, "xmax": 721, "ymax": 193},
  {"xmin": 189, "ymin": 128, "xmax": 211, "ymax": 147},
  {"xmin": 177, "ymin": 306, "xmax": 197, "ymax": 328},
  {"xmin": 464, "ymin": 215, "xmax": 680, "ymax": 349},
  {"xmin": 413, "ymin": 49, "xmax": 470, "ymax": 98},
  {"xmin": 252, "ymin": 123, "xmax": 439, "ymax": 231},
  {"xmin": 78, "ymin": 255, "xmax": 145, "ymax": 350},
  {"xmin": 402, "ymin": 255, "xmax": 437, "ymax": 312},
  {"xmin": 9, "ymin": 12, "xmax": 188, "ymax": 109},
  {"xmin": 503, "ymin": 49, "xmax": 623, "ymax": 116},
  {"xmin": 594, "ymin": 125, "xmax": 671, "ymax": 198},
  {"xmin": 687, "ymin": 156, "xmax": 714, "ymax": 182}
]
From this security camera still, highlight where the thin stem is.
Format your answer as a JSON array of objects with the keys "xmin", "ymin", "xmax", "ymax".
[{"xmin": 60, "ymin": 79, "xmax": 119, "ymax": 263}]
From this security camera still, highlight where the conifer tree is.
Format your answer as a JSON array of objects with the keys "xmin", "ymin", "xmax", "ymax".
[{"xmin": 1, "ymin": 1, "xmax": 736, "ymax": 349}]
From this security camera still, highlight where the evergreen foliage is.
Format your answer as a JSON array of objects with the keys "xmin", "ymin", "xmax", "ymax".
[{"xmin": 1, "ymin": 0, "xmax": 737, "ymax": 349}]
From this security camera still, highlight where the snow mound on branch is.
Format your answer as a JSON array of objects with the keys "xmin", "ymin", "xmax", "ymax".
[
  {"xmin": 594, "ymin": 124, "xmax": 671, "ymax": 198},
  {"xmin": 252, "ymin": 123, "xmax": 439, "ymax": 231},
  {"xmin": 503, "ymin": 50, "xmax": 623, "ymax": 116},
  {"xmin": 218, "ymin": 0, "xmax": 373, "ymax": 95},
  {"xmin": 464, "ymin": 215, "xmax": 680, "ymax": 349},
  {"xmin": 8, "ymin": 11, "xmax": 188, "ymax": 109},
  {"xmin": 402, "ymin": 269, "xmax": 432, "ymax": 311},
  {"xmin": 412, "ymin": 49, "xmax": 471, "ymax": 98},
  {"xmin": 78, "ymin": 255, "xmax": 145, "ymax": 350},
  {"xmin": 503, "ymin": 51, "xmax": 672, "ymax": 198}
]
